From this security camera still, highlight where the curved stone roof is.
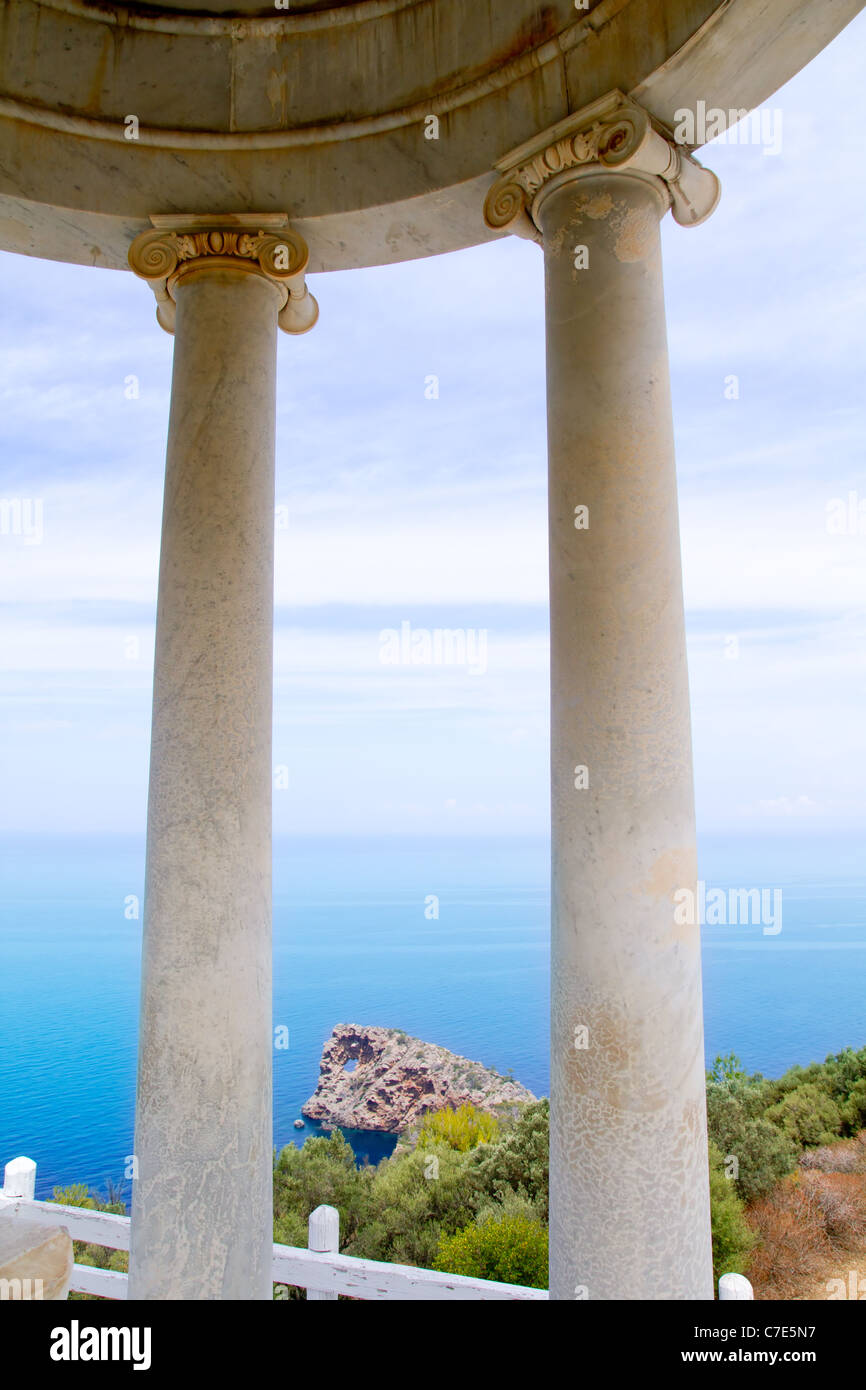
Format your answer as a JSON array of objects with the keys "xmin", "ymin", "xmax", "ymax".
[{"xmin": 0, "ymin": 0, "xmax": 861, "ymax": 270}]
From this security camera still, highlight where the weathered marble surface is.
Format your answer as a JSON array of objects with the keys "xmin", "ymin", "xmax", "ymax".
[
  {"xmin": 129, "ymin": 268, "xmax": 280, "ymax": 1302},
  {"xmin": 540, "ymin": 165, "xmax": 712, "ymax": 1301}
]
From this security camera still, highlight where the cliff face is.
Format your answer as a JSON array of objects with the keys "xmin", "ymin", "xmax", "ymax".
[{"xmin": 301, "ymin": 1023, "xmax": 536, "ymax": 1134}]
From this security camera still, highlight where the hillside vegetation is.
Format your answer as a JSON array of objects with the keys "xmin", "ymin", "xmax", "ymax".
[
  {"xmin": 706, "ymin": 1047, "xmax": 866, "ymax": 1298},
  {"xmin": 54, "ymin": 1044, "xmax": 866, "ymax": 1298}
]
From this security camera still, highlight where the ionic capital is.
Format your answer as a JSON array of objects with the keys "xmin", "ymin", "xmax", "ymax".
[
  {"xmin": 128, "ymin": 214, "xmax": 318, "ymax": 335},
  {"xmin": 483, "ymin": 91, "xmax": 720, "ymax": 242}
]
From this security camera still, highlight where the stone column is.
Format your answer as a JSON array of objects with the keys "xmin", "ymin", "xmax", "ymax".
[
  {"xmin": 486, "ymin": 95, "xmax": 720, "ymax": 1301},
  {"xmin": 127, "ymin": 217, "xmax": 316, "ymax": 1300}
]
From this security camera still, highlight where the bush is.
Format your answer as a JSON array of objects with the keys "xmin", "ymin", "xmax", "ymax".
[
  {"xmin": 49, "ymin": 1183, "xmax": 128, "ymax": 1298},
  {"xmin": 348, "ymin": 1145, "xmax": 479, "ymax": 1268},
  {"xmin": 273, "ymin": 1130, "xmax": 372, "ymax": 1249},
  {"xmin": 748, "ymin": 1166, "xmax": 866, "ymax": 1299},
  {"xmin": 706, "ymin": 1081, "xmax": 799, "ymax": 1203},
  {"xmin": 799, "ymin": 1131, "xmax": 866, "ymax": 1174},
  {"xmin": 840, "ymin": 1079, "xmax": 866, "ymax": 1134},
  {"xmin": 434, "ymin": 1213, "xmax": 548, "ymax": 1289},
  {"xmin": 800, "ymin": 1172, "xmax": 866, "ymax": 1248},
  {"xmin": 747, "ymin": 1177, "xmax": 828, "ymax": 1299},
  {"xmin": 708, "ymin": 1144, "xmax": 756, "ymax": 1289},
  {"xmin": 416, "ymin": 1103, "xmax": 499, "ymax": 1153},
  {"xmin": 470, "ymin": 1098, "xmax": 549, "ymax": 1220},
  {"xmin": 756, "ymin": 1048, "xmax": 866, "ymax": 1124},
  {"xmin": 765, "ymin": 1084, "xmax": 843, "ymax": 1148}
]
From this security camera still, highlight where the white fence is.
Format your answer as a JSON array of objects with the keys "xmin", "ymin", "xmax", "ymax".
[{"xmin": 0, "ymin": 1157, "xmax": 546, "ymax": 1301}]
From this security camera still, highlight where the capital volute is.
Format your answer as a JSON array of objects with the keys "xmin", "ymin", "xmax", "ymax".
[
  {"xmin": 128, "ymin": 214, "xmax": 318, "ymax": 335},
  {"xmin": 483, "ymin": 91, "xmax": 720, "ymax": 242}
]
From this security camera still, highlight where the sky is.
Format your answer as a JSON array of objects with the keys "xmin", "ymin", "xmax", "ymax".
[{"xmin": 1, "ymin": 12, "xmax": 866, "ymax": 840}]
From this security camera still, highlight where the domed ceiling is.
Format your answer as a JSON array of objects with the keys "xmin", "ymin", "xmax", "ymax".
[{"xmin": 0, "ymin": 0, "xmax": 859, "ymax": 270}]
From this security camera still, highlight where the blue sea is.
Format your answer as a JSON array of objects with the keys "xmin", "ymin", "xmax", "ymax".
[{"xmin": 0, "ymin": 832, "xmax": 864, "ymax": 1202}]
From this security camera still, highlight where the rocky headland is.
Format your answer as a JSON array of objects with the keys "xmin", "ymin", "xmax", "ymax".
[{"xmin": 301, "ymin": 1023, "xmax": 535, "ymax": 1134}]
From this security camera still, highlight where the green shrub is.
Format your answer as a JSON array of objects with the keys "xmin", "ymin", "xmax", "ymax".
[
  {"xmin": 49, "ymin": 1184, "xmax": 128, "ymax": 1298},
  {"xmin": 706, "ymin": 1081, "xmax": 799, "ymax": 1203},
  {"xmin": 434, "ymin": 1213, "xmax": 548, "ymax": 1289},
  {"xmin": 416, "ymin": 1103, "xmax": 499, "ymax": 1153},
  {"xmin": 348, "ymin": 1145, "xmax": 479, "ymax": 1267},
  {"xmin": 470, "ymin": 1097, "xmax": 549, "ymax": 1220},
  {"xmin": 765, "ymin": 1084, "xmax": 843, "ymax": 1148},
  {"xmin": 840, "ymin": 1078, "xmax": 866, "ymax": 1133},
  {"xmin": 273, "ymin": 1130, "xmax": 373, "ymax": 1249},
  {"xmin": 708, "ymin": 1143, "xmax": 756, "ymax": 1289},
  {"xmin": 755, "ymin": 1048, "xmax": 866, "ymax": 1118}
]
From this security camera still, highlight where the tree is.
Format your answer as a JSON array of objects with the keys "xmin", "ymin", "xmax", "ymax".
[
  {"xmin": 273, "ymin": 1130, "xmax": 372, "ymax": 1248},
  {"xmin": 706, "ymin": 1081, "xmax": 799, "ymax": 1204},
  {"xmin": 348, "ymin": 1146, "xmax": 479, "ymax": 1268},
  {"xmin": 709, "ymin": 1054, "xmax": 750, "ymax": 1086},
  {"xmin": 470, "ymin": 1097, "xmax": 549, "ymax": 1220}
]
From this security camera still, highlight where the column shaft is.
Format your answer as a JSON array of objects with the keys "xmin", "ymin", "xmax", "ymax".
[
  {"xmin": 129, "ymin": 268, "xmax": 279, "ymax": 1300},
  {"xmin": 540, "ymin": 171, "xmax": 713, "ymax": 1300}
]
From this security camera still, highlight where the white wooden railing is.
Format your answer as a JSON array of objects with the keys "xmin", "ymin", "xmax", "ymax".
[{"xmin": 0, "ymin": 1157, "xmax": 546, "ymax": 1301}]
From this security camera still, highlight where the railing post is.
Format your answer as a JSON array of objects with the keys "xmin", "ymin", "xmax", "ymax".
[
  {"xmin": 307, "ymin": 1204, "xmax": 339, "ymax": 1302},
  {"xmin": 718, "ymin": 1272, "xmax": 754, "ymax": 1300},
  {"xmin": 2, "ymin": 1156, "xmax": 37, "ymax": 1201}
]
